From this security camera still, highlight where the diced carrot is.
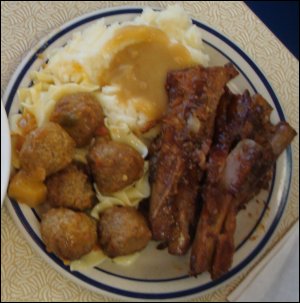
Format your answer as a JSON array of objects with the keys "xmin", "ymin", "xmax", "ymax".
[
  {"xmin": 8, "ymin": 170, "xmax": 47, "ymax": 207},
  {"xmin": 17, "ymin": 111, "xmax": 37, "ymax": 135},
  {"xmin": 11, "ymin": 134, "xmax": 26, "ymax": 169},
  {"xmin": 95, "ymin": 124, "xmax": 109, "ymax": 137}
]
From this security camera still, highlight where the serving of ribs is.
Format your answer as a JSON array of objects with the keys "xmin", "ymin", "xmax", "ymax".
[
  {"xmin": 149, "ymin": 64, "xmax": 238, "ymax": 255},
  {"xmin": 149, "ymin": 62, "xmax": 296, "ymax": 280},
  {"xmin": 190, "ymin": 87, "xmax": 296, "ymax": 279}
]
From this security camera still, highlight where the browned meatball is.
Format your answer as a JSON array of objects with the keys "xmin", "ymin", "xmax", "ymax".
[
  {"xmin": 88, "ymin": 141, "xmax": 144, "ymax": 194},
  {"xmin": 98, "ymin": 206, "xmax": 151, "ymax": 257},
  {"xmin": 20, "ymin": 122, "xmax": 75, "ymax": 177},
  {"xmin": 50, "ymin": 93, "xmax": 104, "ymax": 147},
  {"xmin": 46, "ymin": 164, "xmax": 94, "ymax": 211},
  {"xmin": 41, "ymin": 208, "xmax": 97, "ymax": 260}
]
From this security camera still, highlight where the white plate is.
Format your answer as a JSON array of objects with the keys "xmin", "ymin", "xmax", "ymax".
[
  {"xmin": 2, "ymin": 6, "xmax": 293, "ymax": 301},
  {"xmin": 1, "ymin": 101, "xmax": 11, "ymax": 206}
]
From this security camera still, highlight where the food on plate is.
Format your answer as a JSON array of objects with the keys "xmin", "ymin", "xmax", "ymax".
[
  {"xmin": 46, "ymin": 163, "xmax": 94, "ymax": 211},
  {"xmin": 8, "ymin": 170, "xmax": 47, "ymax": 207},
  {"xmin": 19, "ymin": 122, "xmax": 75, "ymax": 177},
  {"xmin": 7, "ymin": 4, "xmax": 297, "ymax": 280},
  {"xmin": 149, "ymin": 64, "xmax": 238, "ymax": 255},
  {"xmin": 88, "ymin": 141, "xmax": 144, "ymax": 194},
  {"xmin": 189, "ymin": 88, "xmax": 297, "ymax": 279},
  {"xmin": 50, "ymin": 92, "xmax": 104, "ymax": 147},
  {"xmin": 41, "ymin": 208, "xmax": 97, "ymax": 260},
  {"xmin": 98, "ymin": 206, "xmax": 151, "ymax": 257},
  {"xmin": 149, "ymin": 63, "xmax": 295, "ymax": 279}
]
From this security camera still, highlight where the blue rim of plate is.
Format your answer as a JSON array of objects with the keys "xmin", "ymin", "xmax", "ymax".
[{"xmin": 4, "ymin": 8, "xmax": 293, "ymax": 300}]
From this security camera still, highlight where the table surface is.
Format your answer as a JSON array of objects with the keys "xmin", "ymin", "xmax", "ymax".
[
  {"xmin": 1, "ymin": 1, "xmax": 299, "ymax": 302},
  {"xmin": 245, "ymin": 1, "xmax": 299, "ymax": 59}
]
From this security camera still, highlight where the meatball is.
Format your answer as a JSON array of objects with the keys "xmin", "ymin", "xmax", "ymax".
[
  {"xmin": 41, "ymin": 208, "xmax": 97, "ymax": 260},
  {"xmin": 98, "ymin": 206, "xmax": 151, "ymax": 257},
  {"xmin": 88, "ymin": 141, "xmax": 144, "ymax": 194},
  {"xmin": 46, "ymin": 164, "xmax": 94, "ymax": 211},
  {"xmin": 20, "ymin": 122, "xmax": 75, "ymax": 177},
  {"xmin": 50, "ymin": 93, "xmax": 104, "ymax": 147}
]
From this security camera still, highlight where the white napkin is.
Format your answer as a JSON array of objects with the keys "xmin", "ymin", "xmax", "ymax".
[{"xmin": 228, "ymin": 220, "xmax": 299, "ymax": 302}]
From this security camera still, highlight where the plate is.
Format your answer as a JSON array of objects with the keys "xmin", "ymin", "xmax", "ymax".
[
  {"xmin": 2, "ymin": 6, "xmax": 293, "ymax": 301},
  {"xmin": 1, "ymin": 101, "xmax": 11, "ymax": 206}
]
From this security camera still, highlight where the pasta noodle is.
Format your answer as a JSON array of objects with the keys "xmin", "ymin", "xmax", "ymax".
[
  {"xmin": 104, "ymin": 118, "xmax": 148, "ymax": 158},
  {"xmin": 70, "ymin": 249, "xmax": 140, "ymax": 271}
]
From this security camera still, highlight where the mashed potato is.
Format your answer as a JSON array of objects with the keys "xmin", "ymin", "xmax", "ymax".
[
  {"xmin": 18, "ymin": 5, "xmax": 208, "ymax": 138},
  {"xmin": 44, "ymin": 6, "xmax": 208, "ymax": 83}
]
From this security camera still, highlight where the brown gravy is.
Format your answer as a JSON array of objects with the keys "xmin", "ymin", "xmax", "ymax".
[{"xmin": 100, "ymin": 26, "xmax": 196, "ymax": 121}]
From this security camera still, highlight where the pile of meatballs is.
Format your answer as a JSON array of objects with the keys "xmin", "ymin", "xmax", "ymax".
[{"xmin": 10, "ymin": 93, "xmax": 152, "ymax": 261}]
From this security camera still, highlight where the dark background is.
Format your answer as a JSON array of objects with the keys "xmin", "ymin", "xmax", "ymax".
[{"xmin": 245, "ymin": 1, "xmax": 299, "ymax": 59}]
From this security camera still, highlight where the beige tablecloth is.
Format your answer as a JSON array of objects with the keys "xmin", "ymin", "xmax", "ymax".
[{"xmin": 1, "ymin": 1, "xmax": 299, "ymax": 302}]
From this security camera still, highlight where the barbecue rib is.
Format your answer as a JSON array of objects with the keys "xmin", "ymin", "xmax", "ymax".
[
  {"xmin": 190, "ymin": 88, "xmax": 297, "ymax": 279},
  {"xmin": 149, "ymin": 64, "xmax": 238, "ymax": 255}
]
